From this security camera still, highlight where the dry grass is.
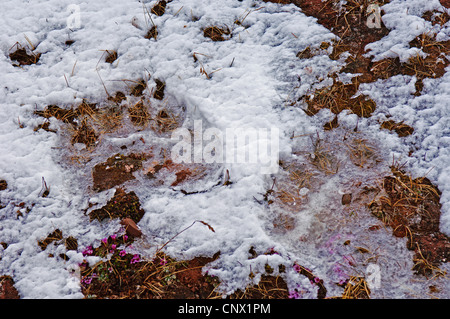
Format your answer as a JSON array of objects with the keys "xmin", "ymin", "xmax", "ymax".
[
  {"xmin": 412, "ymin": 245, "xmax": 447, "ymax": 279},
  {"xmin": 380, "ymin": 120, "xmax": 414, "ymax": 137},
  {"xmin": 9, "ymin": 41, "xmax": 41, "ymax": 66},
  {"xmin": 203, "ymin": 26, "xmax": 231, "ymax": 41},
  {"xmin": 304, "ymin": 78, "xmax": 376, "ymax": 119},
  {"xmin": 151, "ymin": 0, "xmax": 167, "ymax": 16},
  {"xmin": 128, "ymin": 99, "xmax": 151, "ymax": 127},
  {"xmin": 341, "ymin": 276, "xmax": 371, "ymax": 299},
  {"xmin": 310, "ymin": 138, "xmax": 340, "ymax": 175},
  {"xmin": 345, "ymin": 137, "xmax": 377, "ymax": 168},
  {"xmin": 152, "ymin": 108, "xmax": 180, "ymax": 134},
  {"xmin": 70, "ymin": 118, "xmax": 98, "ymax": 147},
  {"xmin": 104, "ymin": 50, "xmax": 118, "ymax": 64},
  {"xmin": 227, "ymin": 275, "xmax": 289, "ymax": 299}
]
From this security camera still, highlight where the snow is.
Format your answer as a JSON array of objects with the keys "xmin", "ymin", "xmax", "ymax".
[{"xmin": 0, "ymin": 0, "xmax": 449, "ymax": 298}]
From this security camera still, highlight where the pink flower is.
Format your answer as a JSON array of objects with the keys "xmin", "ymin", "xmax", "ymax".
[
  {"xmin": 101, "ymin": 238, "xmax": 108, "ymax": 245},
  {"xmin": 159, "ymin": 257, "xmax": 167, "ymax": 266},
  {"xmin": 82, "ymin": 277, "xmax": 92, "ymax": 285},
  {"xmin": 82, "ymin": 246, "xmax": 93, "ymax": 256},
  {"xmin": 110, "ymin": 234, "xmax": 117, "ymax": 240},
  {"xmin": 110, "ymin": 244, "xmax": 117, "ymax": 253},
  {"xmin": 314, "ymin": 277, "xmax": 321, "ymax": 284},
  {"xmin": 130, "ymin": 254, "xmax": 141, "ymax": 264},
  {"xmin": 123, "ymin": 235, "xmax": 128, "ymax": 242},
  {"xmin": 293, "ymin": 264, "xmax": 301, "ymax": 273},
  {"xmin": 119, "ymin": 250, "xmax": 126, "ymax": 257}
]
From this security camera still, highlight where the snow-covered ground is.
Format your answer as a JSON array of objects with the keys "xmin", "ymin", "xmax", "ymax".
[{"xmin": 0, "ymin": 0, "xmax": 448, "ymax": 298}]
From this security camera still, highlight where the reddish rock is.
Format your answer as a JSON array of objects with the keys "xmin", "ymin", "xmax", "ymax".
[
  {"xmin": 342, "ymin": 193, "xmax": 352, "ymax": 205},
  {"xmin": 120, "ymin": 218, "xmax": 142, "ymax": 238}
]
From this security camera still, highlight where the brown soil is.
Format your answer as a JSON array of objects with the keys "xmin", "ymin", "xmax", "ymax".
[
  {"xmin": 422, "ymin": 10, "xmax": 450, "ymax": 26},
  {"xmin": 380, "ymin": 120, "xmax": 414, "ymax": 137},
  {"xmin": 229, "ymin": 275, "xmax": 290, "ymax": 299},
  {"xmin": 441, "ymin": 0, "xmax": 450, "ymax": 9},
  {"xmin": 145, "ymin": 26, "xmax": 158, "ymax": 40},
  {"xmin": 0, "ymin": 180, "xmax": 7, "ymax": 191},
  {"xmin": 270, "ymin": 0, "xmax": 448, "ymax": 129},
  {"xmin": 81, "ymin": 250, "xmax": 221, "ymax": 299},
  {"xmin": 105, "ymin": 50, "xmax": 118, "ymax": 64},
  {"xmin": 35, "ymin": 104, "xmax": 79, "ymax": 125},
  {"xmin": 369, "ymin": 167, "xmax": 450, "ymax": 276},
  {"xmin": 203, "ymin": 26, "xmax": 231, "ymax": 41},
  {"xmin": 92, "ymin": 153, "xmax": 148, "ymax": 192},
  {"xmin": 38, "ymin": 229, "xmax": 64, "ymax": 251},
  {"xmin": 38, "ymin": 229, "xmax": 78, "ymax": 252},
  {"xmin": 130, "ymin": 80, "xmax": 147, "ymax": 96},
  {"xmin": 151, "ymin": 1, "xmax": 167, "ymax": 16},
  {"xmin": 9, "ymin": 44, "xmax": 41, "ymax": 66},
  {"xmin": 128, "ymin": 99, "xmax": 151, "ymax": 126},
  {"xmin": 0, "ymin": 276, "xmax": 20, "ymax": 299},
  {"xmin": 88, "ymin": 188, "xmax": 145, "ymax": 223},
  {"xmin": 71, "ymin": 118, "xmax": 98, "ymax": 147},
  {"xmin": 153, "ymin": 79, "xmax": 165, "ymax": 100},
  {"xmin": 108, "ymin": 91, "xmax": 126, "ymax": 104}
]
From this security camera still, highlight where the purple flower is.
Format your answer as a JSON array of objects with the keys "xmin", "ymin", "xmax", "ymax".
[
  {"xmin": 159, "ymin": 257, "xmax": 167, "ymax": 266},
  {"xmin": 110, "ymin": 234, "xmax": 117, "ymax": 241},
  {"xmin": 123, "ymin": 235, "xmax": 128, "ymax": 242},
  {"xmin": 130, "ymin": 254, "xmax": 141, "ymax": 264},
  {"xmin": 82, "ymin": 277, "xmax": 92, "ymax": 285},
  {"xmin": 101, "ymin": 237, "xmax": 108, "ymax": 245},
  {"xmin": 314, "ymin": 277, "xmax": 321, "ymax": 284},
  {"xmin": 119, "ymin": 250, "xmax": 126, "ymax": 257},
  {"xmin": 109, "ymin": 244, "xmax": 117, "ymax": 253},
  {"xmin": 82, "ymin": 246, "xmax": 93, "ymax": 256},
  {"xmin": 293, "ymin": 264, "xmax": 301, "ymax": 273},
  {"xmin": 289, "ymin": 290, "xmax": 301, "ymax": 299}
]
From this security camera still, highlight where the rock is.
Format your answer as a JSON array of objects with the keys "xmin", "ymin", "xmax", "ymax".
[
  {"xmin": 120, "ymin": 218, "xmax": 142, "ymax": 238},
  {"xmin": 342, "ymin": 193, "xmax": 352, "ymax": 205}
]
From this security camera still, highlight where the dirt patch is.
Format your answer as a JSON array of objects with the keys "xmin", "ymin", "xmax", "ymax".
[
  {"xmin": 108, "ymin": 91, "xmax": 126, "ymax": 104},
  {"xmin": 369, "ymin": 167, "xmax": 450, "ymax": 277},
  {"xmin": 105, "ymin": 50, "xmax": 118, "ymax": 64},
  {"xmin": 304, "ymin": 78, "xmax": 376, "ymax": 118},
  {"xmin": 0, "ymin": 276, "xmax": 20, "ymax": 299},
  {"xmin": 88, "ymin": 188, "xmax": 145, "ymax": 223},
  {"xmin": 80, "ymin": 240, "xmax": 221, "ymax": 299},
  {"xmin": 128, "ymin": 99, "xmax": 151, "ymax": 126},
  {"xmin": 145, "ymin": 25, "xmax": 158, "ymax": 40},
  {"xmin": 153, "ymin": 79, "xmax": 165, "ymax": 100},
  {"xmin": 38, "ymin": 229, "xmax": 64, "ymax": 251},
  {"xmin": 92, "ymin": 153, "xmax": 148, "ymax": 192},
  {"xmin": 35, "ymin": 104, "xmax": 79, "ymax": 125},
  {"xmin": 151, "ymin": 0, "xmax": 167, "ymax": 16},
  {"xmin": 203, "ymin": 26, "xmax": 231, "ymax": 41},
  {"xmin": 130, "ymin": 79, "xmax": 147, "ymax": 97},
  {"xmin": 70, "ymin": 118, "xmax": 98, "ymax": 147},
  {"xmin": 440, "ymin": 0, "xmax": 450, "ymax": 9},
  {"xmin": 0, "ymin": 180, "xmax": 7, "ymax": 191},
  {"xmin": 280, "ymin": 1, "xmax": 449, "ymax": 127},
  {"xmin": 229, "ymin": 275, "xmax": 290, "ymax": 299},
  {"xmin": 144, "ymin": 158, "xmax": 210, "ymax": 188},
  {"xmin": 37, "ymin": 229, "xmax": 78, "ymax": 261},
  {"xmin": 9, "ymin": 42, "xmax": 41, "ymax": 66},
  {"xmin": 380, "ymin": 120, "xmax": 414, "ymax": 137},
  {"xmin": 422, "ymin": 9, "xmax": 450, "ymax": 26}
]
